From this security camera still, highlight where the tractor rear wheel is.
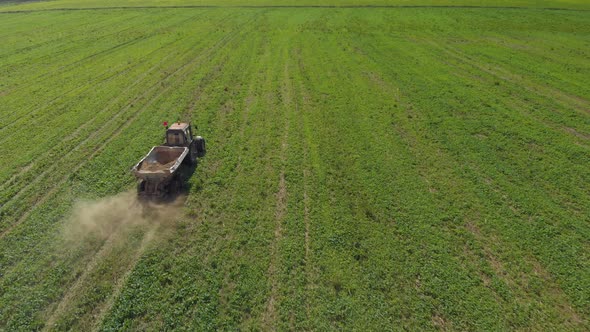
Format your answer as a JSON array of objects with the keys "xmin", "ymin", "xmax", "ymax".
[{"xmin": 195, "ymin": 136, "xmax": 206, "ymax": 157}]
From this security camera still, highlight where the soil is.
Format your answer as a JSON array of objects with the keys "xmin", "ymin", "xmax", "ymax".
[{"xmin": 139, "ymin": 160, "xmax": 176, "ymax": 172}]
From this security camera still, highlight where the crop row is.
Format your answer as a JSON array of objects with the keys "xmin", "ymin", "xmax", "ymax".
[{"xmin": 0, "ymin": 6, "xmax": 588, "ymax": 331}]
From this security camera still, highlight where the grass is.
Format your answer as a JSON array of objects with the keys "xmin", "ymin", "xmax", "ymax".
[
  {"xmin": 0, "ymin": 3, "xmax": 589, "ymax": 331},
  {"xmin": 2, "ymin": 0, "xmax": 590, "ymax": 11}
]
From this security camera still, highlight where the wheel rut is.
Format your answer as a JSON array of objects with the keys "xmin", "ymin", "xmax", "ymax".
[
  {"xmin": 90, "ymin": 225, "xmax": 158, "ymax": 331},
  {"xmin": 0, "ymin": 20, "xmax": 252, "ymax": 241},
  {"xmin": 263, "ymin": 60, "xmax": 291, "ymax": 330},
  {"xmin": 1, "ymin": 5, "xmax": 588, "ymax": 14},
  {"xmin": 423, "ymin": 38, "xmax": 589, "ymax": 114},
  {"xmin": 0, "ymin": 11, "xmax": 198, "ymax": 132},
  {"xmin": 0, "ymin": 23, "xmax": 205, "ymax": 198},
  {"xmin": 42, "ymin": 231, "xmax": 120, "ymax": 331}
]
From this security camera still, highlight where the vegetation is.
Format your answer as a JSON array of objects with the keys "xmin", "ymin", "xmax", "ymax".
[
  {"xmin": 0, "ymin": 2, "xmax": 588, "ymax": 330},
  {"xmin": 2, "ymin": 0, "xmax": 590, "ymax": 11}
]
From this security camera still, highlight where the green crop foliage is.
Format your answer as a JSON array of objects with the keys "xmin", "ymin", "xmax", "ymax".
[
  {"xmin": 3, "ymin": 0, "xmax": 590, "ymax": 11},
  {"xmin": 0, "ymin": 2, "xmax": 588, "ymax": 331}
]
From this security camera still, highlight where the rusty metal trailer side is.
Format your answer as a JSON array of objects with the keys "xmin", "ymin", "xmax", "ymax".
[{"xmin": 132, "ymin": 146, "xmax": 189, "ymax": 199}]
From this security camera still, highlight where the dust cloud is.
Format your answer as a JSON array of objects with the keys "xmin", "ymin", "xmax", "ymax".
[{"xmin": 63, "ymin": 191, "xmax": 184, "ymax": 243}]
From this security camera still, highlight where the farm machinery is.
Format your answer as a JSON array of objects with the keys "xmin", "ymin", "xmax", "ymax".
[{"xmin": 132, "ymin": 122, "xmax": 205, "ymax": 200}]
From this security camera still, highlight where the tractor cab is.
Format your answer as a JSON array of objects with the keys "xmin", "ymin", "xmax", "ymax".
[
  {"xmin": 164, "ymin": 122, "xmax": 206, "ymax": 162},
  {"xmin": 166, "ymin": 122, "xmax": 194, "ymax": 147}
]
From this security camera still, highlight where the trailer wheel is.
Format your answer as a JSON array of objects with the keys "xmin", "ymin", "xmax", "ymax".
[
  {"xmin": 169, "ymin": 176, "xmax": 182, "ymax": 195},
  {"xmin": 137, "ymin": 180, "xmax": 146, "ymax": 194}
]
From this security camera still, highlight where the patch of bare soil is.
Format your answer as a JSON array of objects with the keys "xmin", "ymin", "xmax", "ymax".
[{"xmin": 139, "ymin": 160, "xmax": 176, "ymax": 172}]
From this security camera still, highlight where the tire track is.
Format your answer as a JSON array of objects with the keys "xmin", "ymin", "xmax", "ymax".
[
  {"xmin": 0, "ymin": 11, "xmax": 143, "ymax": 66},
  {"xmin": 1, "ymin": 12, "xmax": 255, "ymax": 328},
  {"xmin": 263, "ymin": 60, "xmax": 291, "ymax": 330},
  {"xmin": 0, "ymin": 10, "xmax": 233, "ymax": 190},
  {"xmin": 422, "ymin": 38, "xmax": 590, "ymax": 114},
  {"xmin": 0, "ymin": 15, "xmax": 68, "ymax": 40},
  {"xmin": 0, "ymin": 11, "xmax": 231, "ymax": 189},
  {"xmin": 0, "ymin": 12, "xmax": 257, "ymax": 242},
  {"xmin": 1, "ymin": 14, "xmax": 255, "ymax": 329},
  {"xmin": 300, "ymin": 99, "xmax": 313, "ymax": 325},
  {"xmin": 0, "ymin": 44, "xmax": 183, "ymax": 207},
  {"xmin": 417, "ymin": 37, "xmax": 590, "ymax": 153},
  {"xmin": 0, "ymin": 81, "xmax": 167, "ymax": 240},
  {"xmin": 42, "ymin": 231, "xmax": 120, "ymax": 331},
  {"xmin": 1, "ymin": 5, "xmax": 589, "ymax": 13},
  {"xmin": 211, "ymin": 29, "xmax": 271, "ymax": 315},
  {"xmin": 1, "ymin": 56, "xmax": 137, "ymax": 134},
  {"xmin": 441, "ymin": 57, "xmax": 590, "ymax": 145},
  {"xmin": 0, "ymin": 36, "xmax": 151, "ymax": 129},
  {"xmin": 263, "ymin": 145, "xmax": 287, "ymax": 329},
  {"xmin": 219, "ymin": 21, "xmax": 270, "ymax": 176},
  {"xmin": 0, "ymin": 16, "xmax": 150, "ymax": 100},
  {"xmin": 299, "ymin": 106, "xmax": 315, "ymax": 325},
  {"xmin": 263, "ymin": 169, "xmax": 286, "ymax": 330},
  {"xmin": 0, "ymin": 16, "xmax": 207, "ymax": 197},
  {"xmin": 0, "ymin": 10, "xmax": 123, "ymax": 41},
  {"xmin": 353, "ymin": 37, "xmax": 587, "ymax": 324},
  {"xmin": 0, "ymin": 11, "xmax": 194, "ymax": 131},
  {"xmin": 295, "ymin": 46, "xmax": 320, "ymax": 326},
  {"xmin": 89, "ymin": 225, "xmax": 158, "ymax": 332},
  {"xmin": 470, "ymin": 172, "xmax": 587, "ymax": 322},
  {"xmin": 0, "ymin": 10, "xmax": 185, "ymax": 102},
  {"xmin": 302, "ymin": 167, "xmax": 312, "ymax": 321}
]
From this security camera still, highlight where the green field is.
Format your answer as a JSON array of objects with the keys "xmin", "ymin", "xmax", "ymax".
[
  {"xmin": 0, "ymin": 1, "xmax": 589, "ymax": 330},
  {"xmin": 2, "ymin": 0, "xmax": 590, "ymax": 11}
]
